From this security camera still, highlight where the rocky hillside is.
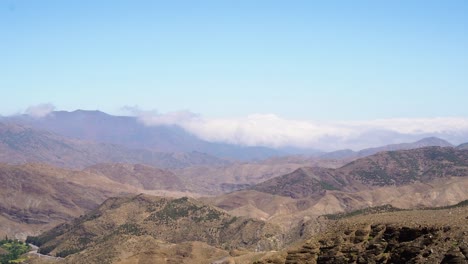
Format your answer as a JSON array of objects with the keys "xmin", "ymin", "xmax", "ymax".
[
  {"xmin": 257, "ymin": 201, "xmax": 468, "ymax": 264},
  {"xmin": 26, "ymin": 194, "xmax": 283, "ymax": 261}
]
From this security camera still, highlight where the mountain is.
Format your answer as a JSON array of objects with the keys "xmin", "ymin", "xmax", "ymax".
[
  {"xmin": 255, "ymin": 146, "xmax": 468, "ymax": 199},
  {"xmin": 26, "ymin": 194, "xmax": 283, "ymax": 262},
  {"xmin": 7, "ymin": 110, "xmax": 283, "ymax": 160},
  {"xmin": 320, "ymin": 137, "xmax": 453, "ymax": 159},
  {"xmin": 208, "ymin": 147, "xmax": 468, "ymax": 229},
  {"xmin": 339, "ymin": 146, "xmax": 468, "ymax": 186},
  {"xmin": 0, "ymin": 122, "xmax": 228, "ymax": 169}
]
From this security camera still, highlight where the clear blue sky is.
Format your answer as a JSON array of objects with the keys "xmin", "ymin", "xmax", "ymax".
[{"xmin": 1, "ymin": 0, "xmax": 467, "ymax": 120}]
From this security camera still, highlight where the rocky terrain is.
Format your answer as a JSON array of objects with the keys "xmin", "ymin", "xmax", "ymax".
[
  {"xmin": 256, "ymin": 201, "xmax": 468, "ymax": 264},
  {"xmin": 26, "ymin": 194, "xmax": 283, "ymax": 263}
]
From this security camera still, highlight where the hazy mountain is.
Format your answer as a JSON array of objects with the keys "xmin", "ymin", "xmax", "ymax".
[
  {"xmin": 173, "ymin": 157, "xmax": 346, "ymax": 195},
  {"xmin": 320, "ymin": 137, "xmax": 453, "ymax": 159},
  {"xmin": 7, "ymin": 110, "xmax": 283, "ymax": 160},
  {"xmin": 0, "ymin": 122, "xmax": 228, "ymax": 169}
]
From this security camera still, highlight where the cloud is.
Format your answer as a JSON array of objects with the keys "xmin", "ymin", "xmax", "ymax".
[
  {"xmin": 24, "ymin": 103, "xmax": 55, "ymax": 118},
  {"xmin": 134, "ymin": 110, "xmax": 468, "ymax": 150},
  {"xmin": 121, "ymin": 106, "xmax": 199, "ymax": 126}
]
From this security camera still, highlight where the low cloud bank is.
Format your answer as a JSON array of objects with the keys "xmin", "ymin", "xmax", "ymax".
[
  {"xmin": 24, "ymin": 103, "xmax": 55, "ymax": 118},
  {"xmin": 129, "ymin": 109, "xmax": 468, "ymax": 151}
]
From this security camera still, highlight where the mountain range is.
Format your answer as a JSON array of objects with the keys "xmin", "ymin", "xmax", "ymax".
[
  {"xmin": 4, "ymin": 110, "xmax": 464, "ymax": 162},
  {"xmin": 1, "ymin": 109, "xmax": 468, "ymax": 263},
  {"xmin": 0, "ymin": 122, "xmax": 228, "ymax": 169},
  {"xmin": 4, "ymin": 110, "xmax": 282, "ymax": 161}
]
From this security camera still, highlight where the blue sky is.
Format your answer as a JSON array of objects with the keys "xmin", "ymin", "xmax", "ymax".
[{"xmin": 1, "ymin": 0, "xmax": 468, "ymax": 120}]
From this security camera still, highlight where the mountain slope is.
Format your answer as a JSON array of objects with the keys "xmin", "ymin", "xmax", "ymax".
[
  {"xmin": 340, "ymin": 146, "xmax": 468, "ymax": 186},
  {"xmin": 27, "ymin": 194, "xmax": 283, "ymax": 261},
  {"xmin": 206, "ymin": 147, "xmax": 468, "ymax": 229},
  {"xmin": 0, "ymin": 163, "xmax": 137, "ymax": 239},
  {"xmin": 257, "ymin": 203, "xmax": 468, "ymax": 264},
  {"xmin": 253, "ymin": 147, "xmax": 468, "ymax": 199}
]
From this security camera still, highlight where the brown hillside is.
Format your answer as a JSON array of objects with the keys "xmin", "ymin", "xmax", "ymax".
[
  {"xmin": 253, "ymin": 147, "xmax": 468, "ymax": 199},
  {"xmin": 0, "ymin": 163, "xmax": 139, "ymax": 239},
  {"xmin": 27, "ymin": 194, "xmax": 283, "ymax": 261}
]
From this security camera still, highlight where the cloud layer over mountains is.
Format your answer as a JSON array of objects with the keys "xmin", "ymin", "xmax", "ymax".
[
  {"xmin": 133, "ymin": 109, "xmax": 468, "ymax": 151},
  {"xmin": 13, "ymin": 104, "xmax": 468, "ymax": 151}
]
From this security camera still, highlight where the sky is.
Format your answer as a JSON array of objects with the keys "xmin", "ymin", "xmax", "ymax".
[{"xmin": 2, "ymin": 1, "xmax": 468, "ymax": 149}]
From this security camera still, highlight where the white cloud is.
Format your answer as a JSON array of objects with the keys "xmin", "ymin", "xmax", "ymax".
[
  {"xmin": 134, "ymin": 110, "xmax": 468, "ymax": 150},
  {"xmin": 24, "ymin": 103, "xmax": 55, "ymax": 118}
]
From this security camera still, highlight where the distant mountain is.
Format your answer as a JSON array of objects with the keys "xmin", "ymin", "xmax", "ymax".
[
  {"xmin": 7, "ymin": 110, "xmax": 283, "ymax": 160},
  {"xmin": 0, "ymin": 122, "xmax": 228, "ymax": 169},
  {"xmin": 27, "ymin": 194, "xmax": 283, "ymax": 261},
  {"xmin": 321, "ymin": 137, "xmax": 453, "ymax": 159}
]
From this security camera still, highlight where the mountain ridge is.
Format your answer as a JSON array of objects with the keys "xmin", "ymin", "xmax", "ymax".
[
  {"xmin": 6, "ymin": 110, "xmax": 284, "ymax": 161},
  {"xmin": 0, "ymin": 121, "xmax": 228, "ymax": 169}
]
